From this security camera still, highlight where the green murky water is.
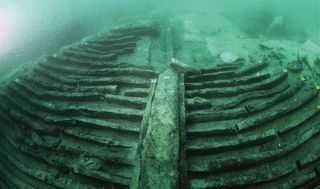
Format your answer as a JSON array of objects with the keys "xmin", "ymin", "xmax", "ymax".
[{"xmin": 0, "ymin": 1, "xmax": 320, "ymax": 188}]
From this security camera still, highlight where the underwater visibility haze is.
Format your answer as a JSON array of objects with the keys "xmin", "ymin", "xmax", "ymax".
[{"xmin": 0, "ymin": 0, "xmax": 320, "ymax": 188}]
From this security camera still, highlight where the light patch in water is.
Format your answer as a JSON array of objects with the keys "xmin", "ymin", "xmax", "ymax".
[
  {"xmin": 0, "ymin": 5, "xmax": 24, "ymax": 56},
  {"xmin": 0, "ymin": 11, "xmax": 13, "ymax": 55}
]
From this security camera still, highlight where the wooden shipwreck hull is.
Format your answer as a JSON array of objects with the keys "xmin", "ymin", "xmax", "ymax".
[{"xmin": 0, "ymin": 19, "xmax": 320, "ymax": 189}]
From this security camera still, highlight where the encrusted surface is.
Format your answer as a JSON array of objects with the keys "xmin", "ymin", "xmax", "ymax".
[
  {"xmin": 132, "ymin": 69, "xmax": 180, "ymax": 189},
  {"xmin": 0, "ymin": 23, "xmax": 160, "ymax": 189},
  {"xmin": 185, "ymin": 62, "xmax": 320, "ymax": 189}
]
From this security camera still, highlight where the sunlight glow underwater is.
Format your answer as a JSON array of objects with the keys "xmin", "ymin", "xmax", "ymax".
[
  {"xmin": 0, "ymin": 14, "xmax": 12, "ymax": 55},
  {"xmin": 0, "ymin": 7, "xmax": 20, "ymax": 56}
]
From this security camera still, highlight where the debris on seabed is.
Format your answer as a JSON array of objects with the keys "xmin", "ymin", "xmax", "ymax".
[
  {"xmin": 170, "ymin": 58, "xmax": 200, "ymax": 74},
  {"xmin": 220, "ymin": 52, "xmax": 238, "ymax": 63}
]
